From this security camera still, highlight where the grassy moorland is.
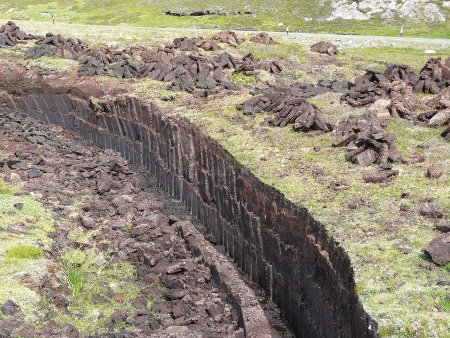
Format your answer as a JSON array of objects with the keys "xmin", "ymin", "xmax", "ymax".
[
  {"xmin": 1, "ymin": 0, "xmax": 450, "ymax": 38},
  {"xmin": 0, "ymin": 20, "xmax": 449, "ymax": 337}
]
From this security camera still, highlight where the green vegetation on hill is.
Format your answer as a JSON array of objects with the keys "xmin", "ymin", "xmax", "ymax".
[{"xmin": 1, "ymin": 0, "xmax": 449, "ymax": 38}]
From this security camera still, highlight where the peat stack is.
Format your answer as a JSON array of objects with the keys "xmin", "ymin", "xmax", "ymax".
[
  {"xmin": 333, "ymin": 113, "xmax": 402, "ymax": 166},
  {"xmin": 341, "ymin": 69, "xmax": 390, "ymax": 107},
  {"xmin": 236, "ymin": 85, "xmax": 333, "ymax": 132},
  {"xmin": 250, "ymin": 32, "xmax": 277, "ymax": 45},
  {"xmin": 173, "ymin": 37, "xmax": 220, "ymax": 51},
  {"xmin": 0, "ymin": 21, "xmax": 33, "ymax": 47},
  {"xmin": 212, "ymin": 31, "xmax": 244, "ymax": 47},
  {"xmin": 384, "ymin": 64, "xmax": 419, "ymax": 86},
  {"xmin": 236, "ymin": 53, "xmax": 282, "ymax": 74},
  {"xmin": 310, "ymin": 41, "xmax": 339, "ymax": 56},
  {"xmin": 414, "ymin": 58, "xmax": 450, "ymax": 94},
  {"xmin": 388, "ymin": 80, "xmax": 425, "ymax": 120},
  {"xmin": 25, "ymin": 33, "xmax": 89, "ymax": 60}
]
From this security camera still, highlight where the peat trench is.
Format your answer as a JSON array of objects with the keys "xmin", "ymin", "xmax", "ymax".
[{"xmin": 0, "ymin": 78, "xmax": 378, "ymax": 337}]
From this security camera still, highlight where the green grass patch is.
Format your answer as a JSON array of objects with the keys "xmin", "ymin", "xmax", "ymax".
[{"xmin": 6, "ymin": 245, "xmax": 43, "ymax": 259}]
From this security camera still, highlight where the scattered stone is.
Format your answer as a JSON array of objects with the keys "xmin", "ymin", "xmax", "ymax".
[
  {"xmin": 426, "ymin": 163, "xmax": 444, "ymax": 179},
  {"xmin": 310, "ymin": 41, "xmax": 339, "ymax": 56},
  {"xmin": 420, "ymin": 204, "xmax": 444, "ymax": 219},
  {"xmin": 425, "ymin": 233, "xmax": 450, "ymax": 266}
]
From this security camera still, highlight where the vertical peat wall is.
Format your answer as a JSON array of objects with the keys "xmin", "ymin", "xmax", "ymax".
[{"xmin": 8, "ymin": 86, "xmax": 378, "ymax": 338}]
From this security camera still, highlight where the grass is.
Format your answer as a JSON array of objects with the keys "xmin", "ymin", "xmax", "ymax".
[
  {"xmin": 0, "ymin": 0, "xmax": 449, "ymax": 38},
  {"xmin": 6, "ymin": 245, "xmax": 43, "ymax": 259}
]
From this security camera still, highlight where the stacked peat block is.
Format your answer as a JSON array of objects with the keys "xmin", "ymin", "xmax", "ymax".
[
  {"xmin": 236, "ymin": 84, "xmax": 333, "ymax": 132},
  {"xmin": 384, "ymin": 64, "xmax": 419, "ymax": 86},
  {"xmin": 173, "ymin": 37, "xmax": 220, "ymax": 51},
  {"xmin": 236, "ymin": 53, "xmax": 282, "ymax": 74},
  {"xmin": 414, "ymin": 58, "xmax": 450, "ymax": 94},
  {"xmin": 0, "ymin": 21, "xmax": 31, "ymax": 47},
  {"xmin": 342, "ymin": 69, "xmax": 391, "ymax": 107},
  {"xmin": 388, "ymin": 80, "xmax": 426, "ymax": 120},
  {"xmin": 333, "ymin": 113, "xmax": 402, "ymax": 166},
  {"xmin": 250, "ymin": 32, "xmax": 277, "ymax": 45},
  {"xmin": 25, "ymin": 33, "xmax": 90, "ymax": 60},
  {"xmin": 212, "ymin": 31, "xmax": 244, "ymax": 47},
  {"xmin": 310, "ymin": 41, "xmax": 339, "ymax": 56}
]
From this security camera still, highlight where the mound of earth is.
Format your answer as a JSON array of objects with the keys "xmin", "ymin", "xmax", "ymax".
[
  {"xmin": 236, "ymin": 85, "xmax": 333, "ymax": 133},
  {"xmin": 250, "ymin": 32, "xmax": 277, "ymax": 45},
  {"xmin": 310, "ymin": 41, "xmax": 339, "ymax": 56}
]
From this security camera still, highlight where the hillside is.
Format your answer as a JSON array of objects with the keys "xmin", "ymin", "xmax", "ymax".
[{"xmin": 1, "ymin": 0, "xmax": 450, "ymax": 38}]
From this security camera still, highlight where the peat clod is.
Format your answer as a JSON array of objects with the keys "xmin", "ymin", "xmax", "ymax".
[
  {"xmin": 363, "ymin": 165, "xmax": 399, "ymax": 183},
  {"xmin": 310, "ymin": 41, "xmax": 339, "ymax": 56},
  {"xmin": 414, "ymin": 57, "xmax": 450, "ymax": 94},
  {"xmin": 236, "ymin": 85, "xmax": 333, "ymax": 132},
  {"xmin": 0, "ymin": 21, "xmax": 34, "ymax": 47},
  {"xmin": 425, "ymin": 233, "xmax": 450, "ymax": 266},
  {"xmin": 317, "ymin": 79, "xmax": 353, "ymax": 93},
  {"xmin": 333, "ymin": 113, "xmax": 402, "ymax": 166},
  {"xmin": 212, "ymin": 30, "xmax": 244, "ymax": 47},
  {"xmin": 250, "ymin": 32, "xmax": 277, "ymax": 45}
]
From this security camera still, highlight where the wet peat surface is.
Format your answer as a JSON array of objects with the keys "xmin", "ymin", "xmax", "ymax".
[{"xmin": 0, "ymin": 110, "xmax": 293, "ymax": 337}]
